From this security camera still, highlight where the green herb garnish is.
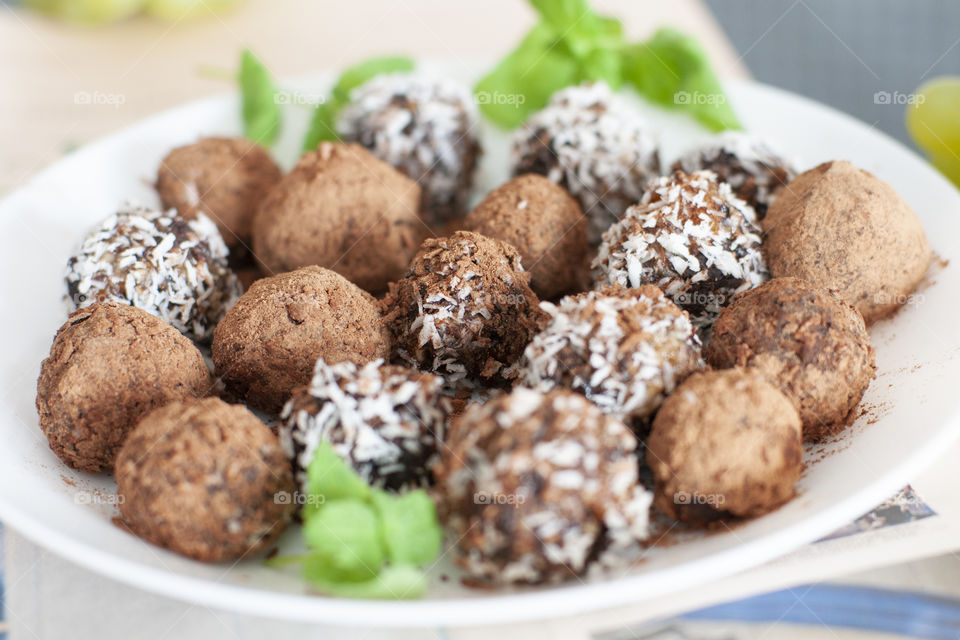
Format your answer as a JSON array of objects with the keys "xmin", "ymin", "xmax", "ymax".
[
  {"xmin": 268, "ymin": 441, "xmax": 442, "ymax": 599},
  {"xmin": 302, "ymin": 56, "xmax": 415, "ymax": 151},
  {"xmin": 239, "ymin": 49, "xmax": 282, "ymax": 145}
]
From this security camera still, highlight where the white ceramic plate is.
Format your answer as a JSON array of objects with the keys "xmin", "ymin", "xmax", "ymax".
[{"xmin": 1, "ymin": 64, "xmax": 959, "ymax": 627}]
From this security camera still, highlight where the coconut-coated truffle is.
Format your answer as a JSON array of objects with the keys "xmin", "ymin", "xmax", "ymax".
[
  {"xmin": 212, "ymin": 266, "xmax": 391, "ymax": 414},
  {"xmin": 116, "ymin": 398, "xmax": 295, "ymax": 562},
  {"xmin": 511, "ymin": 83, "xmax": 660, "ymax": 244},
  {"xmin": 66, "ymin": 205, "xmax": 242, "ymax": 343},
  {"xmin": 519, "ymin": 285, "xmax": 703, "ymax": 424},
  {"xmin": 593, "ymin": 170, "xmax": 768, "ymax": 332},
  {"xmin": 252, "ymin": 142, "xmax": 424, "ymax": 293},
  {"xmin": 338, "ymin": 73, "xmax": 482, "ymax": 226},
  {"xmin": 36, "ymin": 303, "xmax": 211, "ymax": 472},
  {"xmin": 156, "ymin": 137, "xmax": 282, "ymax": 248},
  {"xmin": 434, "ymin": 388, "xmax": 652, "ymax": 585},
  {"xmin": 463, "ymin": 174, "xmax": 589, "ymax": 299},
  {"xmin": 705, "ymin": 277, "xmax": 876, "ymax": 441},
  {"xmin": 763, "ymin": 161, "xmax": 931, "ymax": 323},
  {"xmin": 647, "ymin": 369, "xmax": 803, "ymax": 524},
  {"xmin": 280, "ymin": 358, "xmax": 448, "ymax": 492},
  {"xmin": 672, "ymin": 132, "xmax": 796, "ymax": 219},
  {"xmin": 382, "ymin": 231, "xmax": 546, "ymax": 387}
]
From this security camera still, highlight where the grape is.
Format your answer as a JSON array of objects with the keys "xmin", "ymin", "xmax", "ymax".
[
  {"xmin": 906, "ymin": 77, "xmax": 960, "ymax": 186},
  {"xmin": 144, "ymin": 0, "xmax": 241, "ymax": 20},
  {"xmin": 23, "ymin": 0, "xmax": 146, "ymax": 25}
]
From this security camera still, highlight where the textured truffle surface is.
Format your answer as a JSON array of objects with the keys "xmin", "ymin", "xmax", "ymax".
[
  {"xmin": 252, "ymin": 142, "xmax": 424, "ymax": 294},
  {"xmin": 519, "ymin": 285, "xmax": 703, "ymax": 423},
  {"xmin": 647, "ymin": 369, "xmax": 803, "ymax": 524},
  {"xmin": 763, "ymin": 161, "xmax": 931, "ymax": 323},
  {"xmin": 381, "ymin": 231, "xmax": 545, "ymax": 387},
  {"xmin": 672, "ymin": 132, "xmax": 795, "ymax": 219},
  {"xmin": 156, "ymin": 137, "xmax": 281, "ymax": 248},
  {"xmin": 705, "ymin": 277, "xmax": 875, "ymax": 441},
  {"xmin": 66, "ymin": 205, "xmax": 241, "ymax": 342},
  {"xmin": 435, "ymin": 388, "xmax": 652, "ymax": 585},
  {"xmin": 36, "ymin": 303, "xmax": 211, "ymax": 472},
  {"xmin": 511, "ymin": 83, "xmax": 660, "ymax": 244},
  {"xmin": 463, "ymin": 174, "xmax": 589, "ymax": 299},
  {"xmin": 280, "ymin": 358, "xmax": 448, "ymax": 492},
  {"xmin": 339, "ymin": 73, "xmax": 481, "ymax": 226},
  {"xmin": 116, "ymin": 398, "xmax": 295, "ymax": 562},
  {"xmin": 212, "ymin": 266, "xmax": 392, "ymax": 414},
  {"xmin": 593, "ymin": 170, "xmax": 767, "ymax": 332}
]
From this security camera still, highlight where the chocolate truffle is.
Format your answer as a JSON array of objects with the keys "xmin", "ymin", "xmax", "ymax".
[
  {"xmin": 672, "ymin": 132, "xmax": 796, "ymax": 219},
  {"xmin": 252, "ymin": 142, "xmax": 424, "ymax": 293},
  {"xmin": 381, "ymin": 231, "xmax": 545, "ymax": 387},
  {"xmin": 66, "ymin": 205, "xmax": 241, "ymax": 343},
  {"xmin": 36, "ymin": 303, "xmax": 211, "ymax": 472},
  {"xmin": 511, "ymin": 83, "xmax": 660, "ymax": 244},
  {"xmin": 280, "ymin": 358, "xmax": 448, "ymax": 492},
  {"xmin": 647, "ymin": 368, "xmax": 803, "ymax": 524},
  {"xmin": 434, "ymin": 388, "xmax": 652, "ymax": 585},
  {"xmin": 519, "ymin": 285, "xmax": 703, "ymax": 423},
  {"xmin": 763, "ymin": 161, "xmax": 931, "ymax": 323},
  {"xmin": 156, "ymin": 137, "xmax": 282, "ymax": 248},
  {"xmin": 212, "ymin": 266, "xmax": 391, "ymax": 414},
  {"xmin": 463, "ymin": 174, "xmax": 589, "ymax": 299},
  {"xmin": 705, "ymin": 277, "xmax": 876, "ymax": 441},
  {"xmin": 338, "ymin": 73, "xmax": 481, "ymax": 226},
  {"xmin": 593, "ymin": 170, "xmax": 768, "ymax": 332},
  {"xmin": 116, "ymin": 398, "xmax": 295, "ymax": 562}
]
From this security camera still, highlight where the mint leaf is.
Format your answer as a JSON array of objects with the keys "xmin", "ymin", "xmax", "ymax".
[
  {"xmin": 308, "ymin": 564, "xmax": 428, "ymax": 600},
  {"xmin": 302, "ymin": 55, "xmax": 414, "ymax": 151},
  {"xmin": 372, "ymin": 490, "xmax": 442, "ymax": 567},
  {"xmin": 305, "ymin": 441, "xmax": 371, "ymax": 507},
  {"xmin": 239, "ymin": 49, "xmax": 281, "ymax": 145},
  {"xmin": 302, "ymin": 500, "xmax": 384, "ymax": 583}
]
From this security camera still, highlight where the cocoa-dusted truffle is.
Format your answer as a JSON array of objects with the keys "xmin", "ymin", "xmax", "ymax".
[
  {"xmin": 252, "ymin": 142, "xmax": 424, "ymax": 293},
  {"xmin": 434, "ymin": 388, "xmax": 652, "ymax": 585},
  {"xmin": 212, "ymin": 266, "xmax": 391, "ymax": 414},
  {"xmin": 66, "ymin": 205, "xmax": 241, "ymax": 342},
  {"xmin": 593, "ymin": 170, "xmax": 768, "ymax": 332},
  {"xmin": 519, "ymin": 285, "xmax": 703, "ymax": 424},
  {"xmin": 156, "ymin": 137, "xmax": 281, "ymax": 248},
  {"xmin": 36, "ymin": 303, "xmax": 211, "ymax": 472},
  {"xmin": 705, "ymin": 277, "xmax": 876, "ymax": 441},
  {"xmin": 463, "ymin": 174, "xmax": 589, "ymax": 299},
  {"xmin": 511, "ymin": 83, "xmax": 660, "ymax": 244},
  {"xmin": 338, "ymin": 74, "xmax": 481, "ymax": 226},
  {"xmin": 280, "ymin": 358, "xmax": 448, "ymax": 492},
  {"xmin": 763, "ymin": 161, "xmax": 931, "ymax": 323},
  {"xmin": 647, "ymin": 368, "xmax": 803, "ymax": 524},
  {"xmin": 672, "ymin": 132, "xmax": 796, "ymax": 219},
  {"xmin": 116, "ymin": 398, "xmax": 295, "ymax": 562},
  {"xmin": 382, "ymin": 231, "xmax": 546, "ymax": 387}
]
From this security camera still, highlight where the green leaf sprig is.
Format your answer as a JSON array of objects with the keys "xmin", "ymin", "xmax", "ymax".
[
  {"xmin": 239, "ymin": 49, "xmax": 282, "ymax": 146},
  {"xmin": 474, "ymin": 0, "xmax": 741, "ymax": 131},
  {"xmin": 267, "ymin": 442, "xmax": 442, "ymax": 600}
]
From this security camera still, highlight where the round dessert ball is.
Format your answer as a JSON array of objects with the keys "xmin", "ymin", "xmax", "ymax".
[
  {"xmin": 511, "ymin": 83, "xmax": 660, "ymax": 245},
  {"xmin": 338, "ymin": 73, "xmax": 482, "ymax": 226},
  {"xmin": 156, "ymin": 137, "xmax": 282, "ymax": 249},
  {"xmin": 212, "ymin": 266, "xmax": 391, "ymax": 414},
  {"xmin": 280, "ymin": 358, "xmax": 448, "ymax": 492},
  {"xmin": 763, "ymin": 161, "xmax": 931, "ymax": 323},
  {"xmin": 647, "ymin": 368, "xmax": 803, "ymax": 524},
  {"xmin": 381, "ymin": 231, "xmax": 546, "ymax": 387},
  {"xmin": 36, "ymin": 303, "xmax": 211, "ymax": 472},
  {"xmin": 463, "ymin": 174, "xmax": 589, "ymax": 299},
  {"xmin": 116, "ymin": 397, "xmax": 295, "ymax": 562},
  {"xmin": 252, "ymin": 142, "xmax": 424, "ymax": 294},
  {"xmin": 434, "ymin": 387, "xmax": 653, "ymax": 585},
  {"xmin": 672, "ymin": 132, "xmax": 796, "ymax": 219},
  {"xmin": 593, "ymin": 170, "xmax": 768, "ymax": 332},
  {"xmin": 66, "ymin": 205, "xmax": 241, "ymax": 343},
  {"xmin": 519, "ymin": 285, "xmax": 703, "ymax": 423},
  {"xmin": 705, "ymin": 277, "xmax": 876, "ymax": 441}
]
